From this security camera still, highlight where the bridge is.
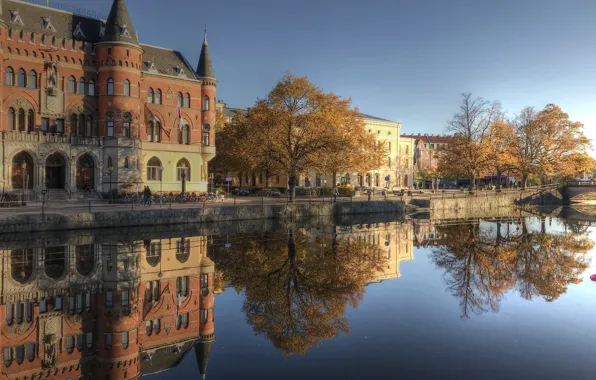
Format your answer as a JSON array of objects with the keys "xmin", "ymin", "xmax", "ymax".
[{"xmin": 561, "ymin": 181, "xmax": 596, "ymax": 202}]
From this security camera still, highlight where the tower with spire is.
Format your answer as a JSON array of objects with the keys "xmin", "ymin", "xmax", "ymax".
[
  {"xmin": 197, "ymin": 29, "xmax": 217, "ymax": 155},
  {"xmin": 194, "ymin": 255, "xmax": 216, "ymax": 379}
]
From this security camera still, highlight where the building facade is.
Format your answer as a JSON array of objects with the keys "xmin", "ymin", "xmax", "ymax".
[
  {"xmin": 0, "ymin": 231, "xmax": 215, "ymax": 380},
  {"xmin": 0, "ymin": 0, "xmax": 216, "ymax": 199},
  {"xmin": 401, "ymin": 133, "xmax": 453, "ymax": 186}
]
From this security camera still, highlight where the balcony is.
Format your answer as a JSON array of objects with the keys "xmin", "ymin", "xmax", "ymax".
[{"xmin": 2, "ymin": 131, "xmax": 103, "ymax": 147}]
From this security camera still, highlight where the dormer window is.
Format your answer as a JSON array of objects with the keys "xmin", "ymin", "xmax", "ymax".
[
  {"xmin": 11, "ymin": 10, "xmax": 24, "ymax": 26},
  {"xmin": 175, "ymin": 66, "xmax": 185, "ymax": 76},
  {"xmin": 43, "ymin": 16, "xmax": 55, "ymax": 32},
  {"xmin": 73, "ymin": 22, "xmax": 86, "ymax": 39},
  {"xmin": 145, "ymin": 61, "xmax": 157, "ymax": 73},
  {"xmin": 120, "ymin": 24, "xmax": 131, "ymax": 38},
  {"xmin": 99, "ymin": 23, "xmax": 106, "ymax": 38}
]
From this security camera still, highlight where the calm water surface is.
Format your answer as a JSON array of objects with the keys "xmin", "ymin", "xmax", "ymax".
[{"xmin": 1, "ymin": 212, "xmax": 595, "ymax": 380}]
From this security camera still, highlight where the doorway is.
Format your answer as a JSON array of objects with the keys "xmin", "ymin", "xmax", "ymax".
[{"xmin": 46, "ymin": 153, "xmax": 66, "ymax": 189}]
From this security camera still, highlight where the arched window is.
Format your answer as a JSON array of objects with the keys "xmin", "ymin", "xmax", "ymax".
[
  {"xmin": 184, "ymin": 125, "xmax": 190, "ymax": 144},
  {"xmin": 26, "ymin": 343, "xmax": 35, "ymax": 362},
  {"xmin": 3, "ymin": 347, "xmax": 12, "ymax": 367},
  {"xmin": 183, "ymin": 93, "xmax": 190, "ymax": 108},
  {"xmin": 146, "ymin": 241, "xmax": 161, "ymax": 266},
  {"xmin": 18, "ymin": 30, "xmax": 24, "ymax": 42},
  {"xmin": 176, "ymin": 159, "xmax": 190, "ymax": 181},
  {"xmin": 123, "ymin": 79, "xmax": 130, "ymax": 96},
  {"xmin": 107, "ymin": 78, "xmax": 114, "ymax": 95},
  {"xmin": 176, "ymin": 238, "xmax": 189, "ymax": 263},
  {"xmin": 78, "ymin": 78, "xmax": 85, "ymax": 95},
  {"xmin": 203, "ymin": 96, "xmax": 209, "ymax": 110},
  {"xmin": 107, "ymin": 156, "xmax": 113, "ymax": 168},
  {"xmin": 18, "ymin": 109, "xmax": 25, "ymax": 132},
  {"xmin": 68, "ymin": 76, "xmax": 76, "ymax": 93},
  {"xmin": 66, "ymin": 336, "xmax": 74, "ymax": 354},
  {"xmin": 147, "ymin": 121, "xmax": 154, "ymax": 142},
  {"xmin": 155, "ymin": 89, "xmax": 162, "ymax": 104},
  {"xmin": 7, "ymin": 28, "xmax": 12, "ymax": 40},
  {"xmin": 155, "ymin": 122, "xmax": 161, "ymax": 142},
  {"xmin": 5, "ymin": 67, "xmax": 14, "ymax": 86},
  {"xmin": 86, "ymin": 115, "xmax": 93, "ymax": 136},
  {"xmin": 78, "ymin": 114, "xmax": 85, "ymax": 136},
  {"xmin": 124, "ymin": 157, "xmax": 130, "ymax": 169},
  {"xmin": 30, "ymin": 32, "xmax": 36, "ymax": 43},
  {"xmin": 88, "ymin": 79, "xmax": 95, "ymax": 96},
  {"xmin": 28, "ymin": 70, "xmax": 37, "ymax": 88},
  {"xmin": 17, "ymin": 69, "xmax": 26, "ymax": 87},
  {"xmin": 27, "ymin": 110, "xmax": 34, "ymax": 132},
  {"xmin": 177, "ymin": 92, "xmax": 183, "ymax": 106},
  {"xmin": 8, "ymin": 108, "xmax": 15, "ymax": 130},
  {"xmin": 15, "ymin": 346, "xmax": 24, "ymax": 364},
  {"xmin": 70, "ymin": 114, "xmax": 78, "ymax": 136},
  {"xmin": 148, "ymin": 88, "xmax": 154, "ymax": 103},
  {"xmin": 123, "ymin": 112, "xmax": 131, "ymax": 137},
  {"xmin": 146, "ymin": 157, "xmax": 162, "ymax": 181},
  {"xmin": 177, "ymin": 127, "xmax": 183, "ymax": 144},
  {"xmin": 202, "ymin": 125, "xmax": 210, "ymax": 146}
]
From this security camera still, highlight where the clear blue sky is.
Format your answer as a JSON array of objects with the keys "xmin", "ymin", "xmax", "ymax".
[{"xmin": 64, "ymin": 0, "xmax": 596, "ymax": 146}]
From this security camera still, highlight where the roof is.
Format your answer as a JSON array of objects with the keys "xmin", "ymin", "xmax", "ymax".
[
  {"xmin": 101, "ymin": 0, "xmax": 138, "ymax": 45},
  {"xmin": 4, "ymin": 0, "xmax": 198, "ymax": 80},
  {"xmin": 196, "ymin": 31, "xmax": 215, "ymax": 79},
  {"xmin": 401, "ymin": 134, "xmax": 454, "ymax": 144},
  {"xmin": 361, "ymin": 113, "xmax": 392, "ymax": 122},
  {"xmin": 223, "ymin": 107, "xmax": 245, "ymax": 119},
  {"xmin": 140, "ymin": 340, "xmax": 196, "ymax": 375}
]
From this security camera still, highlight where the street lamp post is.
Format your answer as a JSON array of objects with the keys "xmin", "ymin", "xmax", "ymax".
[
  {"xmin": 159, "ymin": 166, "xmax": 164, "ymax": 193},
  {"xmin": 181, "ymin": 172, "xmax": 186, "ymax": 194},
  {"xmin": 107, "ymin": 165, "xmax": 113, "ymax": 202}
]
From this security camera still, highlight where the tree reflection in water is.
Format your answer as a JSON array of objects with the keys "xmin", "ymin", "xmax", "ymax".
[
  {"xmin": 215, "ymin": 227, "xmax": 386, "ymax": 356},
  {"xmin": 431, "ymin": 218, "xmax": 593, "ymax": 319}
]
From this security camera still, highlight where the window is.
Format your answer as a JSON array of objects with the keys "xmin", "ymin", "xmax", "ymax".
[
  {"xmin": 105, "ymin": 333, "xmax": 112, "ymax": 349},
  {"xmin": 88, "ymin": 79, "xmax": 95, "ymax": 96},
  {"xmin": 121, "ymin": 332, "xmax": 129, "ymax": 349},
  {"xmin": 176, "ymin": 159, "xmax": 190, "ymax": 181},
  {"xmin": 70, "ymin": 114, "xmax": 78, "ymax": 135},
  {"xmin": 147, "ymin": 242, "xmax": 162, "ymax": 267},
  {"xmin": 153, "ymin": 319, "xmax": 160, "ymax": 334},
  {"xmin": 17, "ymin": 69, "xmax": 26, "ymax": 87},
  {"xmin": 27, "ymin": 110, "xmax": 34, "ymax": 132},
  {"xmin": 86, "ymin": 332, "xmax": 93, "ymax": 348},
  {"xmin": 123, "ymin": 121, "xmax": 130, "ymax": 137},
  {"xmin": 146, "ymin": 157, "xmax": 162, "ymax": 181},
  {"xmin": 202, "ymin": 132, "xmax": 209, "ymax": 146},
  {"xmin": 66, "ymin": 336, "xmax": 75, "ymax": 353},
  {"xmin": 201, "ymin": 309, "xmax": 208, "ymax": 324},
  {"xmin": 41, "ymin": 34, "xmax": 46, "ymax": 45},
  {"xmin": 77, "ymin": 334, "xmax": 84, "ymax": 352},
  {"xmin": 75, "ymin": 293, "xmax": 83, "ymax": 314},
  {"xmin": 15, "ymin": 346, "xmax": 24, "ymax": 364},
  {"xmin": 25, "ymin": 301, "xmax": 32, "ymax": 322},
  {"xmin": 107, "ymin": 157, "xmax": 113, "ymax": 168},
  {"xmin": 16, "ymin": 302, "xmax": 23, "ymax": 324},
  {"xmin": 6, "ymin": 304, "xmax": 14, "ymax": 325},
  {"xmin": 40, "ymin": 298, "xmax": 47, "ymax": 313},
  {"xmin": 18, "ymin": 30, "xmax": 24, "ymax": 42},
  {"xmin": 78, "ymin": 78, "xmax": 85, "ymax": 94},
  {"xmin": 146, "ymin": 320, "xmax": 153, "ymax": 336},
  {"xmin": 18, "ymin": 109, "xmax": 25, "ymax": 132},
  {"xmin": 147, "ymin": 121, "xmax": 153, "ymax": 142},
  {"xmin": 124, "ymin": 79, "xmax": 130, "ymax": 96},
  {"xmin": 71, "ymin": 39, "xmax": 76, "ymax": 51},
  {"xmin": 5, "ymin": 67, "xmax": 14, "ymax": 86},
  {"xmin": 7, "ymin": 28, "xmax": 12, "ymax": 40},
  {"xmin": 184, "ymin": 93, "xmax": 190, "ymax": 108},
  {"xmin": 3, "ymin": 348, "xmax": 12, "ymax": 367},
  {"xmin": 124, "ymin": 157, "xmax": 130, "ymax": 169},
  {"xmin": 177, "ymin": 92, "xmax": 183, "ymax": 106},
  {"xmin": 68, "ymin": 296, "xmax": 75, "ymax": 315},
  {"xmin": 126, "ymin": 49, "xmax": 130, "ymax": 58},
  {"xmin": 26, "ymin": 343, "xmax": 35, "ymax": 362},
  {"xmin": 201, "ymin": 274, "xmax": 208, "ymax": 288},
  {"xmin": 107, "ymin": 78, "xmax": 114, "ymax": 95},
  {"xmin": 107, "ymin": 47, "xmax": 112, "ymax": 56},
  {"xmin": 148, "ymin": 88, "xmax": 154, "ymax": 103},
  {"xmin": 122, "ymin": 290, "xmax": 129, "ymax": 307},
  {"xmin": 105, "ymin": 291, "xmax": 113, "ymax": 307},
  {"xmin": 85, "ymin": 292, "xmax": 91, "ymax": 312},
  {"xmin": 78, "ymin": 114, "xmax": 85, "ymax": 136},
  {"xmin": 203, "ymin": 96, "xmax": 209, "ymax": 110},
  {"xmin": 7, "ymin": 108, "xmax": 15, "ymax": 130},
  {"xmin": 56, "ymin": 119, "xmax": 64, "ymax": 134},
  {"xmin": 86, "ymin": 116, "xmax": 93, "ymax": 136},
  {"xmin": 28, "ymin": 70, "xmax": 37, "ymax": 88},
  {"xmin": 55, "ymin": 296, "xmax": 63, "ymax": 311},
  {"xmin": 107, "ymin": 121, "xmax": 114, "ymax": 137},
  {"xmin": 68, "ymin": 76, "xmax": 76, "ymax": 93},
  {"xmin": 155, "ymin": 89, "xmax": 162, "ymax": 104}
]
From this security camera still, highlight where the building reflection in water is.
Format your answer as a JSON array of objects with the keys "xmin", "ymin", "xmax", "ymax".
[{"xmin": 0, "ymin": 236, "xmax": 215, "ymax": 380}]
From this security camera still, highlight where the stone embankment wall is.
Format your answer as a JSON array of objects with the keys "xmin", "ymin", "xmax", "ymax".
[{"xmin": 0, "ymin": 200, "xmax": 406, "ymax": 234}]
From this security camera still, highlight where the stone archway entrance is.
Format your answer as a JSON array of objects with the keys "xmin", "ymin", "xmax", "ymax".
[
  {"xmin": 46, "ymin": 153, "xmax": 66, "ymax": 189},
  {"xmin": 11, "ymin": 152, "xmax": 34, "ymax": 189},
  {"xmin": 76, "ymin": 154, "xmax": 95, "ymax": 190}
]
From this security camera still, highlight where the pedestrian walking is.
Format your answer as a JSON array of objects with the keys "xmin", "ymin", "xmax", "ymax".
[
  {"xmin": 367, "ymin": 188, "xmax": 372, "ymax": 202},
  {"xmin": 333, "ymin": 186, "xmax": 339, "ymax": 203},
  {"xmin": 146, "ymin": 187, "xmax": 153, "ymax": 206}
]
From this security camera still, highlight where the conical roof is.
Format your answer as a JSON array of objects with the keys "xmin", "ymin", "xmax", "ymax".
[
  {"xmin": 194, "ymin": 341, "xmax": 213, "ymax": 379},
  {"xmin": 101, "ymin": 0, "xmax": 139, "ymax": 45},
  {"xmin": 196, "ymin": 31, "xmax": 215, "ymax": 79}
]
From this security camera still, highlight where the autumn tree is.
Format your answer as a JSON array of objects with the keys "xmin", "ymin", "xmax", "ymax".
[
  {"xmin": 218, "ymin": 73, "xmax": 382, "ymax": 201},
  {"xmin": 440, "ymin": 93, "xmax": 502, "ymax": 190},
  {"xmin": 487, "ymin": 121, "xmax": 519, "ymax": 189}
]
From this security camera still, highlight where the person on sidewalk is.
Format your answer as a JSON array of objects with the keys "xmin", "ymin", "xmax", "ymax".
[
  {"xmin": 367, "ymin": 188, "xmax": 372, "ymax": 202},
  {"xmin": 333, "ymin": 186, "xmax": 339, "ymax": 203}
]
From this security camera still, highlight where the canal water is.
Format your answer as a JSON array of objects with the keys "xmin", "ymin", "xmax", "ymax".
[{"xmin": 1, "ymin": 211, "xmax": 595, "ymax": 380}]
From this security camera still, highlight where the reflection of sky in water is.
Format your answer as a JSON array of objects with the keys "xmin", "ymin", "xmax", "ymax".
[{"xmin": 153, "ymin": 219, "xmax": 596, "ymax": 380}]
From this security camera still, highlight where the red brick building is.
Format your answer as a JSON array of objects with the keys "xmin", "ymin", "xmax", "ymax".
[
  {"xmin": 401, "ymin": 133, "xmax": 453, "ymax": 186},
  {"xmin": 0, "ymin": 0, "xmax": 216, "ymax": 199}
]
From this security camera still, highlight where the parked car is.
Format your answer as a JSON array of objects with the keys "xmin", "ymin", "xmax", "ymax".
[
  {"xmin": 256, "ymin": 188, "xmax": 282, "ymax": 197},
  {"xmin": 231, "ymin": 187, "xmax": 250, "ymax": 196}
]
